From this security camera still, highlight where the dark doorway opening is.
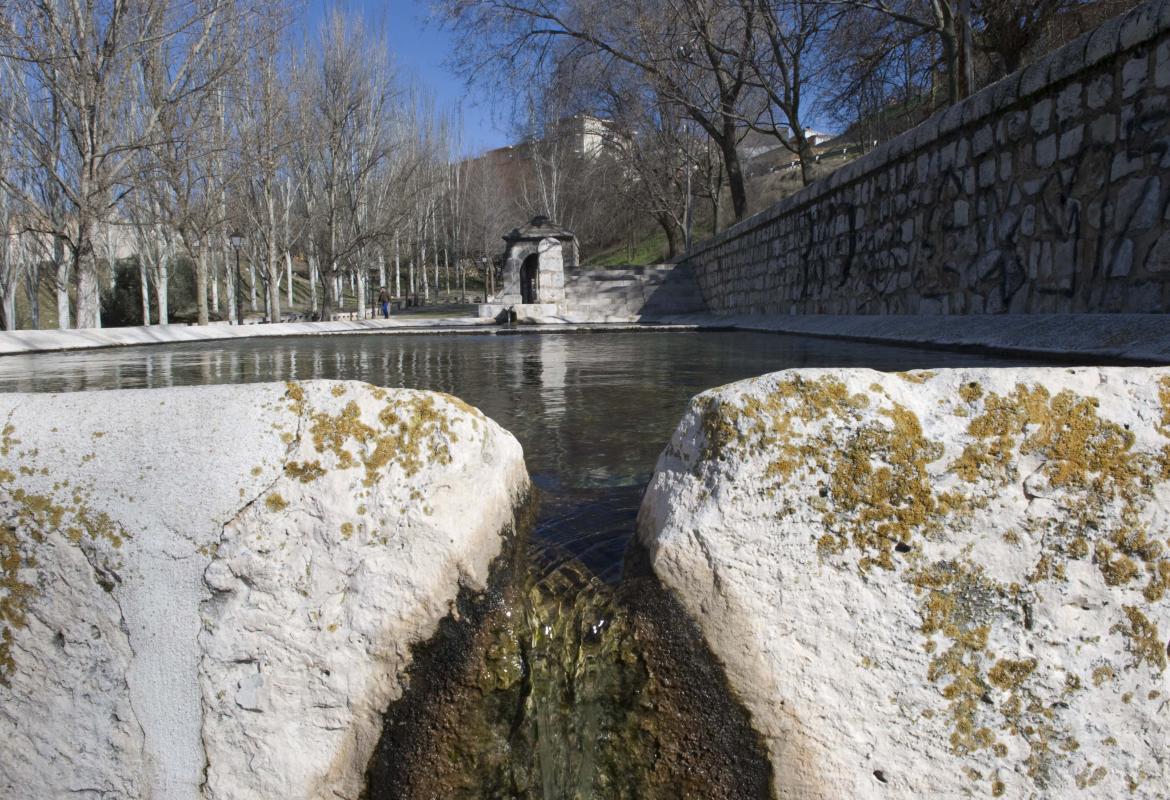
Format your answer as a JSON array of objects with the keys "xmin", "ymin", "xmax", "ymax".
[{"xmin": 520, "ymin": 254, "xmax": 539, "ymax": 304}]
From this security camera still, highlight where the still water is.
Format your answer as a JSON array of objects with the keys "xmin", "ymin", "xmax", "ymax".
[{"xmin": 0, "ymin": 330, "xmax": 1039, "ymax": 581}]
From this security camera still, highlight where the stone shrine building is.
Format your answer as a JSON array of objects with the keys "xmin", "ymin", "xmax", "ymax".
[{"xmin": 495, "ymin": 216, "xmax": 578, "ymax": 306}]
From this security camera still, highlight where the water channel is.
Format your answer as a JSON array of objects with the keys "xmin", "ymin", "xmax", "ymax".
[{"xmin": 1, "ymin": 330, "xmax": 1045, "ymax": 798}]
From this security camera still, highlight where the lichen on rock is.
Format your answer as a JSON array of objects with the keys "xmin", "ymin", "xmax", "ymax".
[
  {"xmin": 640, "ymin": 367, "xmax": 1170, "ymax": 799},
  {"xmin": 0, "ymin": 381, "xmax": 528, "ymax": 800}
]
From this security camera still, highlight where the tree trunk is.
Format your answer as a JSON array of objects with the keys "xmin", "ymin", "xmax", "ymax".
[
  {"xmin": 720, "ymin": 134, "xmax": 749, "ymax": 221},
  {"xmin": 75, "ymin": 246, "xmax": 101, "ymax": 329},
  {"xmin": 394, "ymin": 235, "xmax": 401, "ymax": 298},
  {"xmin": 155, "ymin": 253, "xmax": 169, "ymax": 325},
  {"xmin": 55, "ymin": 236, "xmax": 70, "ymax": 329},
  {"xmin": 657, "ymin": 215, "xmax": 682, "ymax": 259},
  {"xmin": 285, "ymin": 252, "xmax": 293, "ymax": 308},
  {"xmin": 225, "ymin": 245, "xmax": 237, "ymax": 325},
  {"xmin": 211, "ymin": 251, "xmax": 220, "ymax": 313},
  {"xmin": 268, "ymin": 264, "xmax": 282, "ymax": 324},
  {"xmin": 249, "ymin": 260, "xmax": 257, "ymax": 310},
  {"xmin": 25, "ymin": 263, "xmax": 40, "ymax": 329},
  {"xmin": 795, "ymin": 132, "xmax": 815, "ymax": 187},
  {"xmin": 421, "ymin": 242, "xmax": 429, "ymax": 301},
  {"xmin": 196, "ymin": 245, "xmax": 210, "ymax": 326},
  {"xmin": 1, "ymin": 272, "xmax": 17, "ymax": 331},
  {"xmin": 308, "ymin": 247, "xmax": 319, "ymax": 315},
  {"xmin": 140, "ymin": 257, "xmax": 151, "ymax": 325}
]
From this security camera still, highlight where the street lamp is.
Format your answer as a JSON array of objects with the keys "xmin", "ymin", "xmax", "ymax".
[{"xmin": 229, "ymin": 231, "xmax": 244, "ymax": 325}]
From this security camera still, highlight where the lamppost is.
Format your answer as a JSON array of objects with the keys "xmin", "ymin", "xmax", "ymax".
[{"xmin": 229, "ymin": 231, "xmax": 244, "ymax": 325}]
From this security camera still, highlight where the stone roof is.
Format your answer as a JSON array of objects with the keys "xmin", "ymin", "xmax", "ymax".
[{"xmin": 503, "ymin": 215, "xmax": 576, "ymax": 243}]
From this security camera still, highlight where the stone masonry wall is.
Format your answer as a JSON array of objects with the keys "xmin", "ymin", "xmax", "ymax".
[{"xmin": 681, "ymin": 0, "xmax": 1170, "ymax": 314}]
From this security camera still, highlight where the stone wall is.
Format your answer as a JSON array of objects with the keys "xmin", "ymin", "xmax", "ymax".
[
  {"xmin": 563, "ymin": 264, "xmax": 706, "ymax": 319},
  {"xmin": 681, "ymin": 0, "xmax": 1170, "ymax": 315}
]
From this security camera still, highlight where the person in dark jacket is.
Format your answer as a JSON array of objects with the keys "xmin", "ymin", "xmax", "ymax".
[{"xmin": 378, "ymin": 287, "xmax": 390, "ymax": 318}]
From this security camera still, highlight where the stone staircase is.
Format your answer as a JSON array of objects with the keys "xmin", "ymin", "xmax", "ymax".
[{"xmin": 563, "ymin": 264, "xmax": 706, "ymax": 320}]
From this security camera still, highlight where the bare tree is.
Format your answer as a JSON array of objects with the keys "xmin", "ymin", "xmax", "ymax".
[
  {"xmin": 437, "ymin": 0, "xmax": 763, "ymax": 222},
  {"xmin": 0, "ymin": 0, "xmax": 238, "ymax": 329}
]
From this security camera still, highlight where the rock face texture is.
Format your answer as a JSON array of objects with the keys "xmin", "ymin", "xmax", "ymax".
[
  {"xmin": 639, "ymin": 367, "xmax": 1170, "ymax": 799},
  {"xmin": 0, "ymin": 381, "xmax": 528, "ymax": 799}
]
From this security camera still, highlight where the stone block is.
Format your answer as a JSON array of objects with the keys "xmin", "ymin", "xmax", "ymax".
[
  {"xmin": 1159, "ymin": 39, "xmax": 1170, "ymax": 89},
  {"xmin": 1059, "ymin": 124, "xmax": 1085, "ymax": 159},
  {"xmin": 972, "ymin": 124, "xmax": 995, "ymax": 156},
  {"xmin": 978, "ymin": 157, "xmax": 997, "ymax": 188},
  {"xmin": 991, "ymin": 72, "xmax": 1022, "ymax": 112},
  {"xmin": 1019, "ymin": 59, "xmax": 1051, "ymax": 97},
  {"xmin": 1120, "ymin": 1, "xmax": 1160, "ymax": 49},
  {"xmin": 1031, "ymin": 97, "xmax": 1054, "ymax": 133},
  {"xmin": 1111, "ymin": 149, "xmax": 1144, "ymax": 180},
  {"xmin": 1090, "ymin": 113, "xmax": 1118, "ymax": 143},
  {"xmin": 961, "ymin": 84, "xmax": 996, "ymax": 127},
  {"xmin": 953, "ymin": 200, "xmax": 970, "ymax": 228},
  {"xmin": 1036, "ymin": 134, "xmax": 1058, "ymax": 168},
  {"xmin": 999, "ymin": 152, "xmax": 1013, "ymax": 182},
  {"xmin": 1056, "ymin": 82, "xmax": 1083, "ymax": 121},
  {"xmin": 1117, "ymin": 176, "xmax": 1162, "ymax": 231},
  {"xmin": 1021, "ymin": 204, "xmax": 1037, "ymax": 237},
  {"xmin": 1085, "ymin": 14, "xmax": 1123, "ymax": 66},
  {"xmin": 1123, "ymin": 52, "xmax": 1149, "ymax": 99},
  {"xmin": 1051, "ymin": 37, "xmax": 1090, "ymax": 85},
  {"xmin": 1146, "ymin": 229, "xmax": 1170, "ymax": 272},
  {"xmin": 1110, "ymin": 237, "xmax": 1135, "ymax": 276},
  {"xmin": 1086, "ymin": 73, "xmax": 1114, "ymax": 109}
]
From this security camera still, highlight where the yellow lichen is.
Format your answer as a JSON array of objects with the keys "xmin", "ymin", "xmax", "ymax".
[
  {"xmin": 1092, "ymin": 665, "xmax": 1115, "ymax": 686},
  {"xmin": 959, "ymin": 381, "xmax": 984, "ymax": 404},
  {"xmin": 988, "ymin": 658, "xmax": 1037, "ymax": 691},
  {"xmin": 898, "ymin": 370, "xmax": 937, "ymax": 384},
  {"xmin": 265, "ymin": 493, "xmax": 289, "ymax": 512},
  {"xmin": 1112, "ymin": 606, "xmax": 1166, "ymax": 671},
  {"xmin": 285, "ymin": 460, "xmax": 326, "ymax": 483}
]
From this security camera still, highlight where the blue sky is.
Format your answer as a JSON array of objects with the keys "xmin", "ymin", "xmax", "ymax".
[{"xmin": 301, "ymin": 0, "xmax": 511, "ymax": 155}]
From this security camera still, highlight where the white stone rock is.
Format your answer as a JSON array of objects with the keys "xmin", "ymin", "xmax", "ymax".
[
  {"xmin": 639, "ymin": 367, "xmax": 1170, "ymax": 800},
  {"xmin": 0, "ymin": 381, "xmax": 528, "ymax": 799}
]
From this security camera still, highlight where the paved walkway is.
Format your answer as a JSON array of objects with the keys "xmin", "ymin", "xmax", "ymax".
[
  {"xmin": 1, "ymin": 312, "xmax": 1166, "ymax": 364},
  {"xmin": 0, "ymin": 317, "xmax": 496, "ymax": 355}
]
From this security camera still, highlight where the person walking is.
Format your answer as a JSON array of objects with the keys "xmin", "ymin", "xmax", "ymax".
[{"xmin": 378, "ymin": 286, "xmax": 390, "ymax": 319}]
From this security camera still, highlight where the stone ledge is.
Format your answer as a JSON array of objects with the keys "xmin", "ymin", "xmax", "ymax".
[{"xmin": 657, "ymin": 313, "xmax": 1170, "ymax": 364}]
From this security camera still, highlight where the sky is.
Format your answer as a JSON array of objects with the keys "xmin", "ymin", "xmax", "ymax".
[{"xmin": 302, "ymin": 0, "xmax": 512, "ymax": 155}]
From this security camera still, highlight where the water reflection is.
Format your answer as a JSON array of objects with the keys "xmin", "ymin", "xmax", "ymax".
[{"xmin": 0, "ymin": 331, "xmax": 1042, "ymax": 579}]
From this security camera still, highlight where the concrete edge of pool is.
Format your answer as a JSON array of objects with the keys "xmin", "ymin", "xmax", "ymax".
[{"xmin": 0, "ymin": 312, "xmax": 1167, "ymax": 364}]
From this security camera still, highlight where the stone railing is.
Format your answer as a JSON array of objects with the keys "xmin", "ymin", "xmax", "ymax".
[{"xmin": 680, "ymin": 0, "xmax": 1170, "ymax": 314}]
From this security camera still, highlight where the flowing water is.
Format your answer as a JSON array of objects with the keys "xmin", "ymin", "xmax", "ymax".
[{"xmin": 0, "ymin": 330, "xmax": 1044, "ymax": 797}]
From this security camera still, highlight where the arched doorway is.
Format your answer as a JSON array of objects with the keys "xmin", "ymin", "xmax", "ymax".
[{"xmin": 520, "ymin": 253, "xmax": 539, "ymax": 304}]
